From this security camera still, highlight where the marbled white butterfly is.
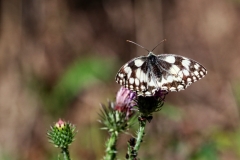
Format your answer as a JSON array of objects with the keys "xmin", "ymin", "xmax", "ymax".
[{"xmin": 115, "ymin": 40, "xmax": 207, "ymax": 96}]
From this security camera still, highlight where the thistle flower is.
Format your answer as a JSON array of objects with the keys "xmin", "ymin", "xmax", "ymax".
[
  {"xmin": 99, "ymin": 87, "xmax": 137, "ymax": 132},
  {"xmin": 114, "ymin": 87, "xmax": 137, "ymax": 119},
  {"xmin": 99, "ymin": 87, "xmax": 137, "ymax": 160}
]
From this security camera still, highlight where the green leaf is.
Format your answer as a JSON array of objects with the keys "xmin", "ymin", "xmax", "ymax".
[{"xmin": 40, "ymin": 56, "xmax": 116, "ymax": 116}]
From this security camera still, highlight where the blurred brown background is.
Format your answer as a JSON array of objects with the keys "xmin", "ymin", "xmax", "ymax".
[{"xmin": 1, "ymin": 0, "xmax": 240, "ymax": 159}]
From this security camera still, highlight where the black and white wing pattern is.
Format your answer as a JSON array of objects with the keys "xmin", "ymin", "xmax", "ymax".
[{"xmin": 115, "ymin": 52, "xmax": 207, "ymax": 96}]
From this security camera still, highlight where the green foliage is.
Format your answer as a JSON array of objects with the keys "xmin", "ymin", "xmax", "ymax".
[
  {"xmin": 190, "ymin": 142, "xmax": 218, "ymax": 160},
  {"xmin": 31, "ymin": 56, "xmax": 116, "ymax": 116},
  {"xmin": 211, "ymin": 129, "xmax": 240, "ymax": 158},
  {"xmin": 49, "ymin": 57, "xmax": 115, "ymax": 112}
]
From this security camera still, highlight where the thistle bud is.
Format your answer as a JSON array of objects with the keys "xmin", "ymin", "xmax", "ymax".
[{"xmin": 47, "ymin": 119, "xmax": 77, "ymax": 148}]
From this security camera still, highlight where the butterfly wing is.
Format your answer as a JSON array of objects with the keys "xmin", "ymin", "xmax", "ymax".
[
  {"xmin": 116, "ymin": 53, "xmax": 207, "ymax": 96},
  {"xmin": 156, "ymin": 54, "xmax": 207, "ymax": 92},
  {"xmin": 115, "ymin": 56, "xmax": 150, "ymax": 96}
]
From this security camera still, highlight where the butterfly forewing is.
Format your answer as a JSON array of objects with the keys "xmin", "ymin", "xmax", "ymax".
[
  {"xmin": 115, "ymin": 52, "xmax": 207, "ymax": 96},
  {"xmin": 157, "ymin": 54, "xmax": 207, "ymax": 90}
]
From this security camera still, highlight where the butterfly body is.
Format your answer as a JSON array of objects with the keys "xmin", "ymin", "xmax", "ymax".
[{"xmin": 116, "ymin": 51, "xmax": 207, "ymax": 96}]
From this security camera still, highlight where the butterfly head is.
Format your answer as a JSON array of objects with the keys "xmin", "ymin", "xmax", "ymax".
[
  {"xmin": 148, "ymin": 51, "xmax": 154, "ymax": 56},
  {"xmin": 147, "ymin": 52, "xmax": 158, "ymax": 63}
]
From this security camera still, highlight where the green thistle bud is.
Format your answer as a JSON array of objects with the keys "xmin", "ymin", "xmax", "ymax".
[{"xmin": 47, "ymin": 119, "xmax": 77, "ymax": 148}]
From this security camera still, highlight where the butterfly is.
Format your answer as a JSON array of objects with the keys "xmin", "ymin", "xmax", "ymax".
[{"xmin": 115, "ymin": 40, "xmax": 207, "ymax": 96}]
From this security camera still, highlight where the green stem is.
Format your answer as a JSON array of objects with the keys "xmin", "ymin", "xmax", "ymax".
[
  {"xmin": 62, "ymin": 147, "xmax": 71, "ymax": 160},
  {"xmin": 126, "ymin": 138, "xmax": 135, "ymax": 160},
  {"xmin": 127, "ymin": 117, "xmax": 147, "ymax": 160},
  {"xmin": 134, "ymin": 118, "xmax": 146, "ymax": 152},
  {"xmin": 104, "ymin": 131, "xmax": 118, "ymax": 160}
]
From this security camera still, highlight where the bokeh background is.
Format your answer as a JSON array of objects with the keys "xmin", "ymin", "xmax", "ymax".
[{"xmin": 1, "ymin": 0, "xmax": 240, "ymax": 159}]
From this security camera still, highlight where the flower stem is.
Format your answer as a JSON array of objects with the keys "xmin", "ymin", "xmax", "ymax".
[
  {"xmin": 104, "ymin": 131, "xmax": 118, "ymax": 160},
  {"xmin": 127, "ymin": 116, "xmax": 147, "ymax": 160},
  {"xmin": 134, "ymin": 118, "xmax": 146, "ymax": 152},
  {"xmin": 62, "ymin": 147, "xmax": 71, "ymax": 160}
]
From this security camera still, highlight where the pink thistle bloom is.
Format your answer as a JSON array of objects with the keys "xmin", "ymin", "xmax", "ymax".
[
  {"xmin": 55, "ymin": 119, "xmax": 65, "ymax": 129},
  {"xmin": 114, "ymin": 87, "xmax": 137, "ymax": 119}
]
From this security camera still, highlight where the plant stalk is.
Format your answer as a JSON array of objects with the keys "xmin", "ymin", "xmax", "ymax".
[
  {"xmin": 127, "ymin": 117, "xmax": 147, "ymax": 160},
  {"xmin": 104, "ymin": 131, "xmax": 118, "ymax": 160},
  {"xmin": 134, "ymin": 118, "xmax": 146, "ymax": 152},
  {"xmin": 62, "ymin": 147, "xmax": 71, "ymax": 160}
]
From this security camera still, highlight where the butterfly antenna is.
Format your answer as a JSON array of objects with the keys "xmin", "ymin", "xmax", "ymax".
[
  {"xmin": 151, "ymin": 39, "xmax": 166, "ymax": 52},
  {"xmin": 126, "ymin": 40, "xmax": 150, "ymax": 52}
]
